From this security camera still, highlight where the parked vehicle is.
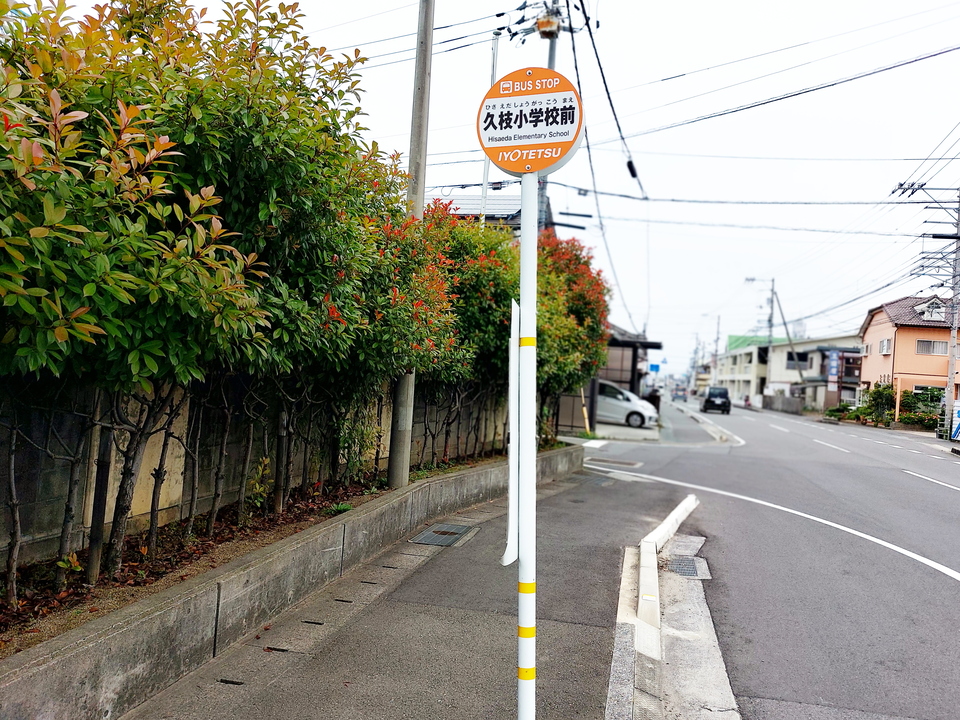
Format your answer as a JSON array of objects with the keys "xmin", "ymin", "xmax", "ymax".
[
  {"xmin": 699, "ymin": 386, "xmax": 731, "ymax": 414},
  {"xmin": 597, "ymin": 380, "xmax": 659, "ymax": 428}
]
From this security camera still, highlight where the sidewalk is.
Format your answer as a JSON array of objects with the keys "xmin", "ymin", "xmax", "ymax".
[{"xmin": 118, "ymin": 471, "xmax": 691, "ymax": 720}]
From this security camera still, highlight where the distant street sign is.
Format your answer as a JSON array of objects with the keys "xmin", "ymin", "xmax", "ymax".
[
  {"xmin": 477, "ymin": 67, "xmax": 583, "ymax": 176},
  {"xmin": 649, "ymin": 364, "xmax": 660, "ymax": 373},
  {"xmin": 953, "ymin": 408, "xmax": 960, "ymax": 440}
]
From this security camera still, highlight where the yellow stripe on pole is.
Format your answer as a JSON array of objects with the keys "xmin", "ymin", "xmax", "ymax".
[
  {"xmin": 518, "ymin": 581, "xmax": 536, "ymax": 593},
  {"xmin": 518, "ymin": 626, "xmax": 536, "ymax": 638},
  {"xmin": 518, "ymin": 667, "xmax": 537, "ymax": 680},
  {"xmin": 519, "ymin": 337, "xmax": 536, "ymax": 347}
]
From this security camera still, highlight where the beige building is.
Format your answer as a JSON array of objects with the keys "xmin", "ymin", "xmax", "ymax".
[{"xmin": 859, "ymin": 295, "xmax": 957, "ymax": 419}]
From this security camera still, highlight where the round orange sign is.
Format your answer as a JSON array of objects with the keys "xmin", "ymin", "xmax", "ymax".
[{"xmin": 477, "ymin": 67, "xmax": 583, "ymax": 176}]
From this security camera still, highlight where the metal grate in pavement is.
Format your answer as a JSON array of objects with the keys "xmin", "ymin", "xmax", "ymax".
[
  {"xmin": 409, "ymin": 523, "xmax": 473, "ymax": 547},
  {"xmin": 666, "ymin": 556, "xmax": 711, "ymax": 579}
]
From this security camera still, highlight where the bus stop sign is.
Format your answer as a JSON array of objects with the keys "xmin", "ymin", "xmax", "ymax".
[{"xmin": 477, "ymin": 67, "xmax": 583, "ymax": 176}]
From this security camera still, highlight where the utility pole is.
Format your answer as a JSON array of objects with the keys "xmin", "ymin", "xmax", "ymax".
[
  {"xmin": 913, "ymin": 185, "xmax": 960, "ymax": 437},
  {"xmin": 479, "ymin": 30, "xmax": 502, "ymax": 226},
  {"xmin": 388, "ymin": 0, "xmax": 434, "ymax": 489},
  {"xmin": 713, "ymin": 315, "xmax": 720, "ymax": 385},
  {"xmin": 536, "ymin": 0, "xmax": 562, "ymax": 230},
  {"xmin": 768, "ymin": 278, "xmax": 775, "ymax": 350},
  {"xmin": 947, "ymin": 190, "xmax": 960, "ymax": 438}
]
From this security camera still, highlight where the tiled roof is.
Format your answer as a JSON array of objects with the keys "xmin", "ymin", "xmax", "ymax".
[
  {"xmin": 430, "ymin": 195, "xmax": 521, "ymax": 218},
  {"xmin": 878, "ymin": 295, "xmax": 949, "ymax": 328}
]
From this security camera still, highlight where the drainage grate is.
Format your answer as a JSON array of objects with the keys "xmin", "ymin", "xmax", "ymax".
[
  {"xmin": 409, "ymin": 523, "xmax": 473, "ymax": 547},
  {"xmin": 666, "ymin": 556, "xmax": 711, "ymax": 579}
]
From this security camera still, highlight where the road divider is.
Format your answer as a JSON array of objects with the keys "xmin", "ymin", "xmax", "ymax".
[{"xmin": 605, "ymin": 494, "xmax": 699, "ymax": 720}]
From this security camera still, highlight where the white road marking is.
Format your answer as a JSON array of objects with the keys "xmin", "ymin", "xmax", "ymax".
[
  {"xmin": 813, "ymin": 439, "xmax": 850, "ymax": 453},
  {"xmin": 928, "ymin": 455, "xmax": 942, "ymax": 460},
  {"xmin": 769, "ymin": 424, "xmax": 789, "ymax": 433},
  {"xmin": 583, "ymin": 440, "xmax": 609, "ymax": 448},
  {"xmin": 874, "ymin": 441, "xmax": 887, "ymax": 445},
  {"xmin": 848, "ymin": 434, "xmax": 859, "ymax": 438},
  {"xmin": 903, "ymin": 469, "xmax": 960, "ymax": 493},
  {"xmin": 583, "ymin": 464, "xmax": 960, "ymax": 583},
  {"xmin": 739, "ymin": 416, "xmax": 756, "ymax": 422},
  {"xmin": 889, "ymin": 445, "xmax": 902, "ymax": 449},
  {"xmin": 907, "ymin": 450, "xmax": 922, "ymax": 454}
]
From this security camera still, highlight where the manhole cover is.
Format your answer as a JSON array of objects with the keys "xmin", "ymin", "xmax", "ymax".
[
  {"xmin": 409, "ymin": 523, "xmax": 473, "ymax": 547},
  {"xmin": 666, "ymin": 556, "xmax": 710, "ymax": 579}
]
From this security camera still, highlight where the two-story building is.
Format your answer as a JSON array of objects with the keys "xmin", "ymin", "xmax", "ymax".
[
  {"xmin": 859, "ymin": 295, "xmax": 957, "ymax": 419},
  {"xmin": 715, "ymin": 333, "xmax": 861, "ymax": 410},
  {"xmin": 766, "ymin": 334, "xmax": 861, "ymax": 409},
  {"xmin": 713, "ymin": 335, "xmax": 784, "ymax": 402}
]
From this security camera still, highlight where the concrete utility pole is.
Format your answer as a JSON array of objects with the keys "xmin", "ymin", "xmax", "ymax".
[
  {"xmin": 479, "ymin": 30, "xmax": 502, "ymax": 226},
  {"xmin": 768, "ymin": 278, "xmax": 775, "ymax": 350},
  {"xmin": 713, "ymin": 316, "xmax": 720, "ymax": 384},
  {"xmin": 388, "ymin": 0, "xmax": 434, "ymax": 489},
  {"xmin": 536, "ymin": 0, "xmax": 562, "ymax": 229},
  {"xmin": 947, "ymin": 190, "xmax": 960, "ymax": 438}
]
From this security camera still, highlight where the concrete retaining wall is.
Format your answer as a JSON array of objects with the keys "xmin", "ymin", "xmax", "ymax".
[{"xmin": 0, "ymin": 445, "xmax": 582, "ymax": 720}]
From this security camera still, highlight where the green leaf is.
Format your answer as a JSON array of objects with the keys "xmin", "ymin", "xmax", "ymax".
[
  {"xmin": 83, "ymin": 283, "xmax": 97, "ymax": 297},
  {"xmin": 183, "ymin": 131, "xmax": 195, "ymax": 145}
]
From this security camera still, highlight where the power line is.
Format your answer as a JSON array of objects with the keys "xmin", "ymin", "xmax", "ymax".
[
  {"xmin": 564, "ymin": 0, "xmax": 640, "ymax": 335},
  {"xmin": 576, "ymin": 1, "xmax": 646, "ymax": 198},
  {"xmin": 610, "ymin": 0, "xmax": 960, "ymax": 95},
  {"xmin": 325, "ymin": 9, "xmax": 518, "ymax": 51},
  {"xmin": 602, "ymin": 43, "xmax": 960, "ymax": 142},
  {"xmin": 362, "ymin": 35, "xmax": 508, "ymax": 69},
  {"xmin": 427, "ymin": 179, "xmax": 944, "ymax": 205},
  {"xmin": 600, "ymin": 216, "xmax": 918, "ymax": 238},
  {"xmin": 612, "ymin": 12, "xmax": 958, "ymax": 126}
]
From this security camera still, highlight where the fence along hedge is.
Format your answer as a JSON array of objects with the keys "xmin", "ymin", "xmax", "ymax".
[{"xmin": 0, "ymin": 0, "xmax": 610, "ymax": 608}]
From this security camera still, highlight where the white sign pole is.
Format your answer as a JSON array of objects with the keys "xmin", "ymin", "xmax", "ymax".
[
  {"xmin": 478, "ymin": 66, "xmax": 582, "ymax": 720},
  {"xmin": 500, "ymin": 300, "xmax": 520, "ymax": 567},
  {"xmin": 517, "ymin": 169, "xmax": 539, "ymax": 720}
]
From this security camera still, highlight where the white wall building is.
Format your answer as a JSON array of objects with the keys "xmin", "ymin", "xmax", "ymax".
[{"xmin": 715, "ymin": 332, "xmax": 861, "ymax": 410}]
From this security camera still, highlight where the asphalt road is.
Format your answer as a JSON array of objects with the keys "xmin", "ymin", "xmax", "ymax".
[{"xmin": 585, "ymin": 401, "xmax": 960, "ymax": 720}]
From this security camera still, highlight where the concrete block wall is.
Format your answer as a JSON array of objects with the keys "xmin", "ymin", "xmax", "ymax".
[{"xmin": 0, "ymin": 445, "xmax": 582, "ymax": 720}]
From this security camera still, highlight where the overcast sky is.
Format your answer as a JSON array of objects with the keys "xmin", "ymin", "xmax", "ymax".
[{"xmin": 68, "ymin": 1, "xmax": 960, "ymax": 377}]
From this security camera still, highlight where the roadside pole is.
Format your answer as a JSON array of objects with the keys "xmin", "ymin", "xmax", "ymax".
[
  {"xmin": 479, "ymin": 30, "xmax": 502, "ymax": 227},
  {"xmin": 388, "ymin": 0, "xmax": 434, "ymax": 489},
  {"xmin": 947, "ymin": 191, "xmax": 960, "ymax": 439},
  {"xmin": 478, "ymin": 67, "xmax": 583, "ymax": 719}
]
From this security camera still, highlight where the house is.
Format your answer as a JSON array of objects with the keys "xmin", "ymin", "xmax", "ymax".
[
  {"xmin": 715, "ymin": 333, "xmax": 860, "ymax": 410},
  {"xmin": 765, "ymin": 334, "xmax": 861, "ymax": 410},
  {"xmin": 858, "ymin": 295, "xmax": 956, "ymax": 419},
  {"xmin": 714, "ymin": 334, "xmax": 786, "ymax": 403}
]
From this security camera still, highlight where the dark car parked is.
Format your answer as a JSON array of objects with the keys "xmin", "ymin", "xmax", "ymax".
[{"xmin": 700, "ymin": 386, "xmax": 731, "ymax": 414}]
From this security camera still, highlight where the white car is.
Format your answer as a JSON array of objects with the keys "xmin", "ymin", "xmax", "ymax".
[{"xmin": 596, "ymin": 380, "xmax": 659, "ymax": 428}]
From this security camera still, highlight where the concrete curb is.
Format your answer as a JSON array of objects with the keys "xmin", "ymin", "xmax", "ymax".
[
  {"xmin": 0, "ymin": 445, "xmax": 583, "ymax": 720},
  {"xmin": 607, "ymin": 494, "xmax": 699, "ymax": 720}
]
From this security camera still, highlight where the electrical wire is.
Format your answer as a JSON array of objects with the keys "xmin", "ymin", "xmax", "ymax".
[
  {"xmin": 598, "ymin": 216, "xmax": 915, "ymax": 237},
  {"xmin": 324, "ymin": 9, "xmax": 518, "ymax": 51},
  {"xmin": 610, "ymin": 13, "xmax": 960, "ymax": 127},
  {"xmin": 565, "ymin": 0, "xmax": 641, "ymax": 335},
  {"xmin": 603, "ymin": 43, "xmax": 960, "ymax": 142},
  {"xmin": 362, "ymin": 35, "xmax": 510, "ymax": 69},
  {"xmin": 575, "ymin": 0, "xmax": 646, "ymax": 198}
]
